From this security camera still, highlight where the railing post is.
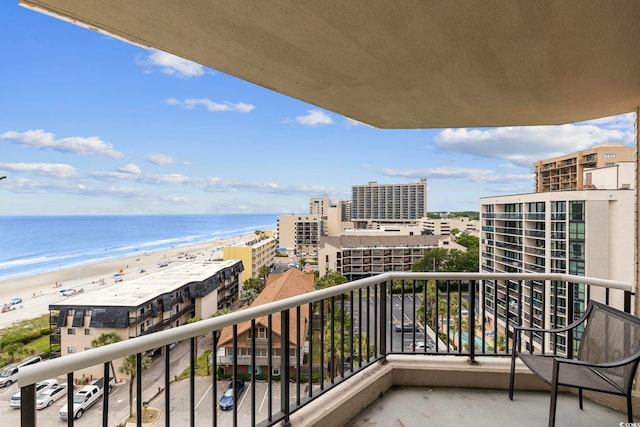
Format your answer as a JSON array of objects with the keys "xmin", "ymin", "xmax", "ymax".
[
  {"xmin": 137, "ymin": 352, "xmax": 143, "ymax": 427},
  {"xmin": 567, "ymin": 280, "xmax": 575, "ymax": 358},
  {"xmin": 66, "ymin": 372, "xmax": 73, "ymax": 427},
  {"xmin": 190, "ymin": 337, "xmax": 196, "ymax": 427},
  {"xmin": 469, "ymin": 280, "xmax": 477, "ymax": 364},
  {"xmin": 380, "ymin": 280, "xmax": 387, "ymax": 357},
  {"xmin": 102, "ymin": 362, "xmax": 109, "ymax": 427},
  {"xmin": 624, "ymin": 291, "xmax": 632, "ymax": 313},
  {"xmin": 281, "ymin": 309, "xmax": 290, "ymax": 424},
  {"xmin": 165, "ymin": 343, "xmax": 171, "ymax": 427},
  {"xmin": 20, "ymin": 383, "xmax": 36, "ymax": 427}
]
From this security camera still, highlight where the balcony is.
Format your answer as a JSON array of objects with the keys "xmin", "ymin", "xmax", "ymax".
[{"xmin": 18, "ymin": 272, "xmax": 636, "ymax": 427}]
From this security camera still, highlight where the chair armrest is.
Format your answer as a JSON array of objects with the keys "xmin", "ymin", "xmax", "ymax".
[
  {"xmin": 514, "ymin": 304, "xmax": 594, "ymax": 336},
  {"xmin": 554, "ymin": 353, "xmax": 640, "ymax": 370}
]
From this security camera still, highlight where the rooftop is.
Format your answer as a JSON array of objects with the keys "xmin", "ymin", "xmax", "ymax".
[
  {"xmin": 50, "ymin": 260, "xmax": 239, "ymax": 308},
  {"xmin": 319, "ymin": 235, "xmax": 446, "ymax": 248}
]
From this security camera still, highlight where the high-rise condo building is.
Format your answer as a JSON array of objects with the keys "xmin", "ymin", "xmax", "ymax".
[
  {"xmin": 533, "ymin": 142, "xmax": 633, "ymax": 192},
  {"xmin": 351, "ymin": 179, "xmax": 427, "ymax": 228},
  {"xmin": 480, "ymin": 186, "xmax": 634, "ymax": 354}
]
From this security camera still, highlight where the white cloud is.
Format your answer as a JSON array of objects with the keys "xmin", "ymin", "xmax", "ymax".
[
  {"xmin": 91, "ymin": 168, "xmax": 192, "ymax": 185},
  {"xmin": 167, "ymin": 98, "xmax": 255, "ymax": 113},
  {"xmin": 0, "ymin": 162, "xmax": 79, "ymax": 179},
  {"xmin": 138, "ymin": 174, "xmax": 192, "ymax": 185},
  {"xmin": 6, "ymin": 178, "xmax": 88, "ymax": 194},
  {"xmin": 146, "ymin": 153, "xmax": 177, "ymax": 165},
  {"xmin": 293, "ymin": 110, "xmax": 333, "ymax": 126},
  {"xmin": 380, "ymin": 167, "xmax": 531, "ymax": 184},
  {"xmin": 117, "ymin": 164, "xmax": 141, "ymax": 174},
  {"xmin": 433, "ymin": 117, "xmax": 630, "ymax": 167},
  {"xmin": 138, "ymin": 49, "xmax": 205, "ymax": 78},
  {"xmin": 0, "ymin": 129, "xmax": 124, "ymax": 158}
]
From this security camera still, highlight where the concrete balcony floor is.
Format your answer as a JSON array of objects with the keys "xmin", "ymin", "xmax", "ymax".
[
  {"xmin": 347, "ymin": 386, "xmax": 635, "ymax": 427},
  {"xmin": 288, "ymin": 356, "xmax": 638, "ymax": 427}
]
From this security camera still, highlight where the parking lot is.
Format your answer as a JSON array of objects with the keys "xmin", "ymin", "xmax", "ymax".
[{"xmin": 0, "ymin": 376, "xmax": 301, "ymax": 426}]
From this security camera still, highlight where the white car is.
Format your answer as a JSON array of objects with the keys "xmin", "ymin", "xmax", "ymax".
[
  {"xmin": 36, "ymin": 384, "xmax": 67, "ymax": 409},
  {"xmin": 9, "ymin": 378, "xmax": 58, "ymax": 408}
]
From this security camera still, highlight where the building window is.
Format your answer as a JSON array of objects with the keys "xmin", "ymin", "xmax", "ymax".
[
  {"xmin": 84, "ymin": 329, "xmax": 92, "ymax": 336},
  {"xmin": 67, "ymin": 328, "xmax": 76, "ymax": 335},
  {"xmin": 604, "ymin": 153, "xmax": 616, "ymax": 159},
  {"xmin": 67, "ymin": 347, "xmax": 76, "ymax": 354},
  {"xmin": 257, "ymin": 327, "xmax": 267, "ymax": 338}
]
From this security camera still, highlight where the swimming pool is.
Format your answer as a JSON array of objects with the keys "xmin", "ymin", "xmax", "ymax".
[{"xmin": 449, "ymin": 331, "xmax": 492, "ymax": 351}]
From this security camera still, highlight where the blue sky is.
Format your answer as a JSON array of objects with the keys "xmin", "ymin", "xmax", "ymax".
[{"xmin": 0, "ymin": 3, "xmax": 635, "ymax": 216}]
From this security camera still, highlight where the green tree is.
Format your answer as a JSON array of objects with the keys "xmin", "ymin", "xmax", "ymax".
[
  {"xmin": 258, "ymin": 265, "xmax": 271, "ymax": 288},
  {"xmin": 324, "ymin": 307, "xmax": 351, "ymax": 378},
  {"xmin": 91, "ymin": 332, "xmax": 122, "ymax": 381},
  {"xmin": 456, "ymin": 234, "xmax": 479, "ymax": 250},
  {"xmin": 119, "ymin": 353, "xmax": 152, "ymax": 419},
  {"xmin": 244, "ymin": 277, "xmax": 263, "ymax": 293},
  {"xmin": 411, "ymin": 248, "xmax": 449, "ymax": 272},
  {"xmin": 240, "ymin": 288, "xmax": 258, "ymax": 306},
  {"xmin": 211, "ymin": 308, "xmax": 231, "ymax": 317},
  {"xmin": 315, "ymin": 270, "xmax": 348, "ymax": 290}
]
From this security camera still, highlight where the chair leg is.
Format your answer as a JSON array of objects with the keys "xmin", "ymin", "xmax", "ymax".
[
  {"xmin": 578, "ymin": 388, "xmax": 583, "ymax": 410},
  {"xmin": 627, "ymin": 394, "xmax": 633, "ymax": 423},
  {"xmin": 509, "ymin": 346, "xmax": 517, "ymax": 400},
  {"xmin": 549, "ymin": 360, "xmax": 560, "ymax": 427}
]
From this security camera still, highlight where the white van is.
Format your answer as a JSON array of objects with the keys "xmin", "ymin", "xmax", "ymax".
[{"xmin": 0, "ymin": 355, "xmax": 42, "ymax": 387}]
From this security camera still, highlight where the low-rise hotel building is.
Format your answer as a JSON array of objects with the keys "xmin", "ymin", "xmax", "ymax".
[
  {"xmin": 216, "ymin": 268, "xmax": 314, "ymax": 376},
  {"xmin": 223, "ymin": 230, "xmax": 275, "ymax": 279},
  {"xmin": 318, "ymin": 235, "xmax": 464, "ymax": 279},
  {"xmin": 49, "ymin": 260, "xmax": 243, "ymax": 378}
]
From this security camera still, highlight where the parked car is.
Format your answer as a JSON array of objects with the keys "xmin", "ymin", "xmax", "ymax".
[
  {"xmin": 219, "ymin": 379, "xmax": 245, "ymax": 411},
  {"xmin": 395, "ymin": 322, "xmax": 418, "ymax": 332},
  {"xmin": 10, "ymin": 378, "xmax": 58, "ymax": 408},
  {"xmin": 9, "ymin": 297, "xmax": 22, "ymax": 305},
  {"xmin": 410, "ymin": 341, "xmax": 435, "ymax": 351},
  {"xmin": 59, "ymin": 384, "xmax": 102, "ymax": 420},
  {"xmin": 61, "ymin": 289, "xmax": 76, "ymax": 296},
  {"xmin": 36, "ymin": 384, "xmax": 68, "ymax": 409},
  {"xmin": 0, "ymin": 355, "xmax": 42, "ymax": 387}
]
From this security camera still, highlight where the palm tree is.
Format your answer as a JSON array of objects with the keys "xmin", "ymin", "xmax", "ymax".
[
  {"xmin": 258, "ymin": 264, "xmax": 271, "ymax": 288},
  {"xmin": 91, "ymin": 332, "xmax": 122, "ymax": 381},
  {"xmin": 323, "ymin": 308, "xmax": 352, "ymax": 378},
  {"xmin": 119, "ymin": 353, "xmax": 152, "ymax": 419}
]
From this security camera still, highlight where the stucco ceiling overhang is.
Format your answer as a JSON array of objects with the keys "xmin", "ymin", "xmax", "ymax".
[{"xmin": 20, "ymin": 0, "xmax": 640, "ymax": 128}]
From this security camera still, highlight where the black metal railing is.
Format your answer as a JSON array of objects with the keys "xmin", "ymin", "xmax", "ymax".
[{"xmin": 18, "ymin": 272, "xmax": 632, "ymax": 427}]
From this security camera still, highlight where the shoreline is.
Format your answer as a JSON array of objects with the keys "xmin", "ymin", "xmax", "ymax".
[{"xmin": 0, "ymin": 231, "xmax": 263, "ymax": 328}]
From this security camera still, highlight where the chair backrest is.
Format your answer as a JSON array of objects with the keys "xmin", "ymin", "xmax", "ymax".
[{"xmin": 578, "ymin": 302, "xmax": 640, "ymax": 392}]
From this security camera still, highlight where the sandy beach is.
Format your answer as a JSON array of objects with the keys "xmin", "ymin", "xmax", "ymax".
[{"xmin": 0, "ymin": 231, "xmax": 261, "ymax": 328}]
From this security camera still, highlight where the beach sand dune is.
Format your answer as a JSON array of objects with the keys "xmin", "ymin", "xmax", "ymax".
[{"xmin": 0, "ymin": 232, "xmax": 258, "ymax": 328}]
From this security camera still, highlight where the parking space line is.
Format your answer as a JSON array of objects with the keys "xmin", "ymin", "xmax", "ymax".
[
  {"xmin": 237, "ymin": 382, "xmax": 251, "ymax": 409},
  {"xmin": 258, "ymin": 384, "xmax": 269, "ymax": 413},
  {"xmin": 195, "ymin": 383, "xmax": 212, "ymax": 410}
]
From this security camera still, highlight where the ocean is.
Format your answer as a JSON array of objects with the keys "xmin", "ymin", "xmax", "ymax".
[{"xmin": 0, "ymin": 214, "xmax": 277, "ymax": 281}]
